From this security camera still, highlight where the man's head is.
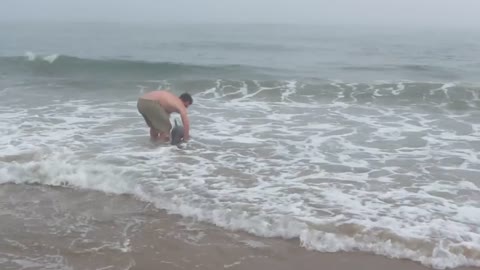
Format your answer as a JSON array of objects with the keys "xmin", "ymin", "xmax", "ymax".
[{"xmin": 179, "ymin": 93, "xmax": 193, "ymax": 108}]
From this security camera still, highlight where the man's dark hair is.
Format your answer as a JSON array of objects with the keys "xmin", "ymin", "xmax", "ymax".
[{"xmin": 179, "ymin": 93, "xmax": 193, "ymax": 105}]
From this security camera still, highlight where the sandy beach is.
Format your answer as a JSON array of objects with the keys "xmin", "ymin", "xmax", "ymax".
[{"xmin": 0, "ymin": 183, "xmax": 478, "ymax": 270}]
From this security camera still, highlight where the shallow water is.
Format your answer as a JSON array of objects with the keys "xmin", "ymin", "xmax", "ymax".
[{"xmin": 1, "ymin": 22, "xmax": 480, "ymax": 269}]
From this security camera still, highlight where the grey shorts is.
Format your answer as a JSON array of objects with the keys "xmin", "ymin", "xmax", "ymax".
[{"xmin": 137, "ymin": 98, "xmax": 171, "ymax": 133}]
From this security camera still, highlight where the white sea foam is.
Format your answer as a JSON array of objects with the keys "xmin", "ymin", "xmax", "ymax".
[
  {"xmin": 24, "ymin": 51, "xmax": 36, "ymax": 61},
  {"xmin": 1, "ymin": 81, "xmax": 480, "ymax": 269},
  {"xmin": 23, "ymin": 51, "xmax": 59, "ymax": 63},
  {"xmin": 43, "ymin": 54, "xmax": 59, "ymax": 63}
]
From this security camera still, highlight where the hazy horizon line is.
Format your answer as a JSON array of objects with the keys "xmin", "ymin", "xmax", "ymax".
[{"xmin": 2, "ymin": 18, "xmax": 479, "ymax": 31}]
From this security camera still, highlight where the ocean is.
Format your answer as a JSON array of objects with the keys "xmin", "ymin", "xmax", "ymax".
[{"xmin": 1, "ymin": 22, "xmax": 480, "ymax": 270}]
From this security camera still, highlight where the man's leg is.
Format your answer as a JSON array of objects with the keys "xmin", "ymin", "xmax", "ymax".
[
  {"xmin": 138, "ymin": 98, "xmax": 171, "ymax": 142},
  {"xmin": 158, "ymin": 132, "xmax": 170, "ymax": 142},
  {"xmin": 150, "ymin": 128, "xmax": 159, "ymax": 140}
]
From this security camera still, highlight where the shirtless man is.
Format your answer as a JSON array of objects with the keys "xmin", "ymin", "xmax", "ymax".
[{"xmin": 137, "ymin": 90, "xmax": 193, "ymax": 142}]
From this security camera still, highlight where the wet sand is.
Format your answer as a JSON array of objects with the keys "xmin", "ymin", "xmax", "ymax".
[{"xmin": 0, "ymin": 183, "xmax": 478, "ymax": 270}]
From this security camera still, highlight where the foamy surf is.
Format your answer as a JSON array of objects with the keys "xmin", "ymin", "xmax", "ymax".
[
  {"xmin": 1, "ymin": 78, "xmax": 480, "ymax": 269},
  {"xmin": 1, "ymin": 149, "xmax": 480, "ymax": 269},
  {"xmin": 24, "ymin": 51, "xmax": 59, "ymax": 63}
]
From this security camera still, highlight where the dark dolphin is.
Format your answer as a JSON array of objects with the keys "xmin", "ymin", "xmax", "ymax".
[{"xmin": 170, "ymin": 119, "xmax": 185, "ymax": 145}]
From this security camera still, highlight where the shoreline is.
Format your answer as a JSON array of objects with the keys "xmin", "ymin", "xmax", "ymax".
[{"xmin": 0, "ymin": 183, "xmax": 478, "ymax": 270}]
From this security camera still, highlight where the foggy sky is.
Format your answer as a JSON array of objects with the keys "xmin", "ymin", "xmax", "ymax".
[{"xmin": 2, "ymin": 0, "xmax": 480, "ymax": 28}]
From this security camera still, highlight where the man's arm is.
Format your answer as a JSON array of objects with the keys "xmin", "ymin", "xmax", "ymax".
[{"xmin": 178, "ymin": 107, "xmax": 190, "ymax": 141}]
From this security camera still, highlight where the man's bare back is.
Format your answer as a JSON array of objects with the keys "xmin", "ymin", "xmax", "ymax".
[
  {"xmin": 140, "ymin": 91, "xmax": 185, "ymax": 114},
  {"xmin": 137, "ymin": 90, "xmax": 193, "ymax": 142}
]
